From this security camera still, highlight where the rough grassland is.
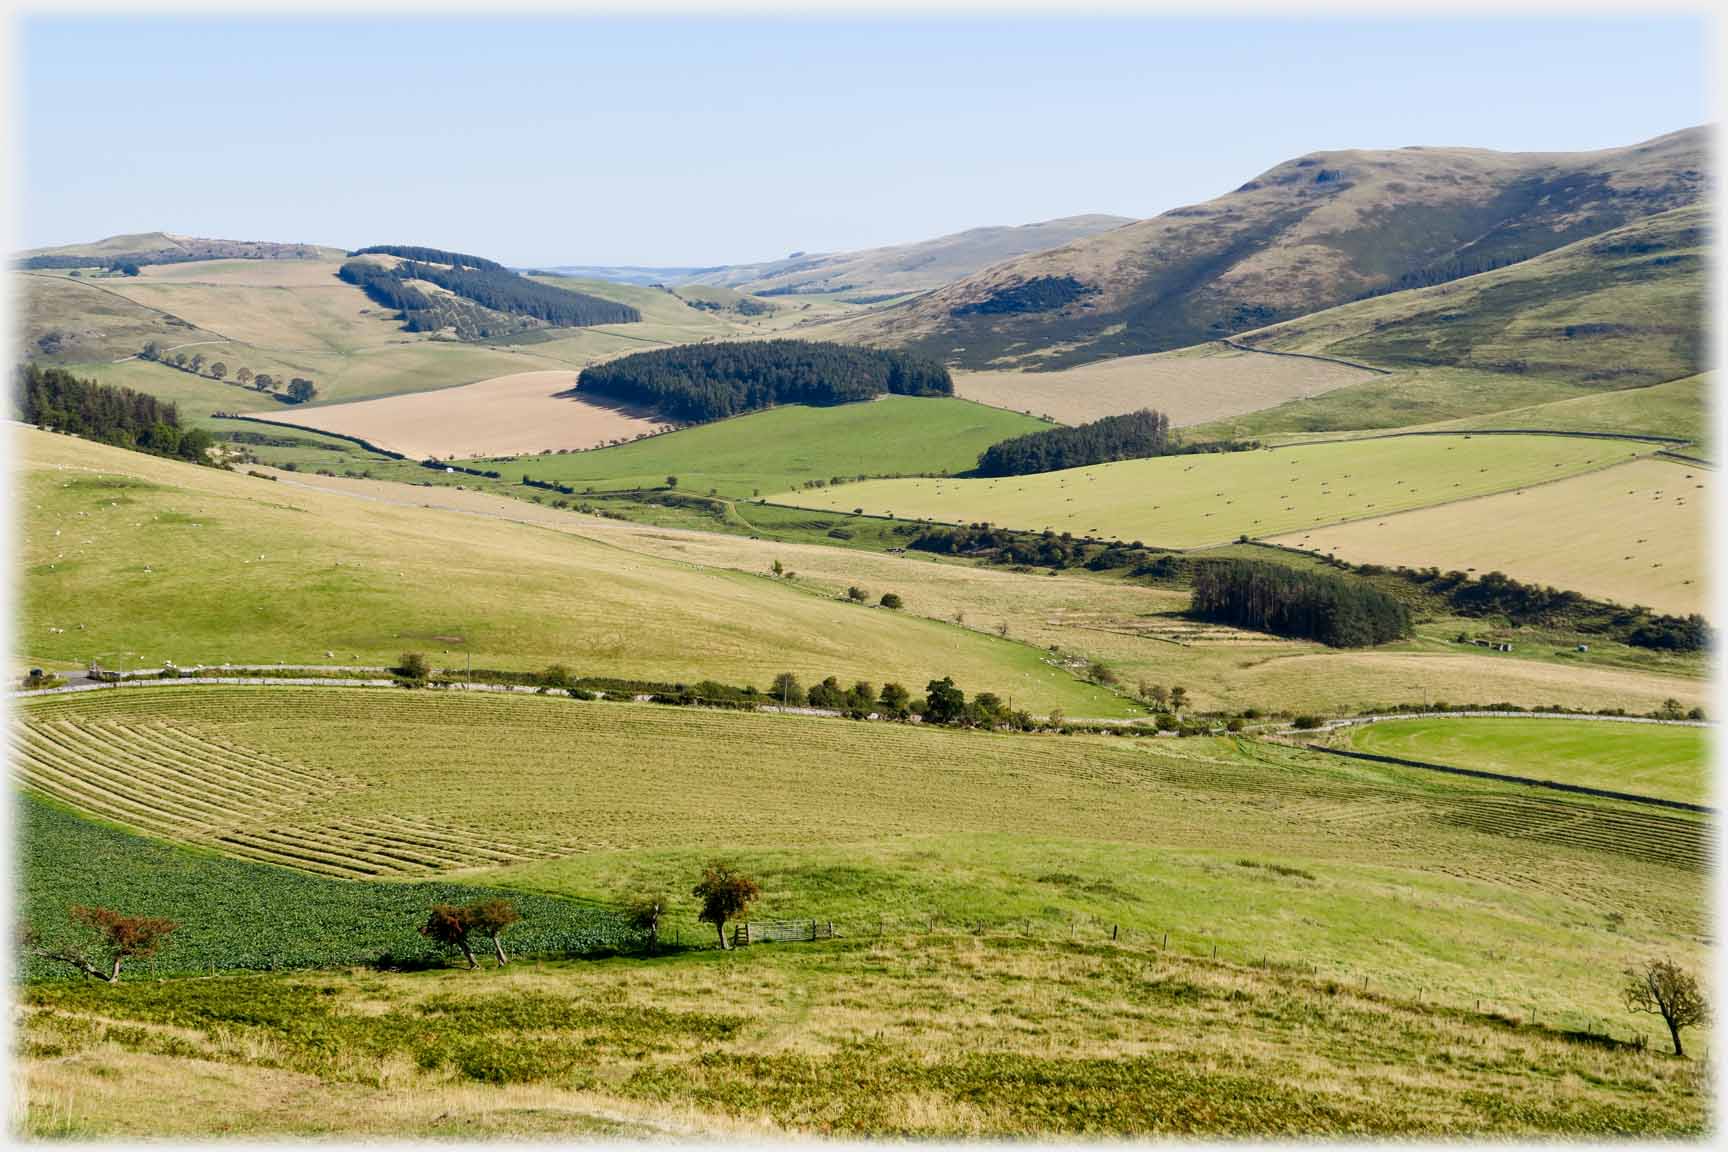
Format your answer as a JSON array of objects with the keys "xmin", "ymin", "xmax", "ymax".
[
  {"xmin": 1423, "ymin": 373, "xmax": 1709, "ymax": 451},
  {"xmin": 778, "ymin": 434, "xmax": 1652, "ymax": 547},
  {"xmin": 15, "ymin": 429, "xmax": 1124, "ymax": 717},
  {"xmin": 256, "ymin": 369, "xmax": 670, "ymax": 459},
  {"xmin": 511, "ymin": 396, "xmax": 1049, "ymax": 497},
  {"xmin": 234, "ymin": 464, "xmax": 1708, "ymax": 716},
  {"xmin": 953, "ymin": 341, "xmax": 1379, "ymax": 426},
  {"xmin": 14, "ymin": 687, "xmax": 1708, "ymax": 1030},
  {"xmin": 1268, "ymin": 457, "xmax": 1706, "ymax": 616},
  {"xmin": 18, "ymin": 934, "xmax": 1706, "ymax": 1138},
  {"xmin": 1340, "ymin": 717, "xmax": 1708, "ymax": 806}
]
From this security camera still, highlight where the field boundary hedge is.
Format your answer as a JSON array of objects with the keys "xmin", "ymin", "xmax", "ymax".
[{"xmin": 1306, "ymin": 743, "xmax": 1712, "ymax": 815}]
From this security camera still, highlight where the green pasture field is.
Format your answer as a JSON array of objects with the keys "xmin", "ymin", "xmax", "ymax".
[
  {"xmin": 1424, "ymin": 373, "xmax": 1709, "ymax": 452},
  {"xmin": 509, "ymin": 396, "xmax": 1049, "ymax": 497},
  {"xmin": 774, "ymin": 433, "xmax": 1653, "ymax": 547},
  {"xmin": 15, "ymin": 686, "xmax": 1707, "ymax": 1029},
  {"xmin": 17, "ymin": 429, "xmax": 1126, "ymax": 717},
  {"xmin": 1343, "ymin": 716, "xmax": 1708, "ymax": 806}
]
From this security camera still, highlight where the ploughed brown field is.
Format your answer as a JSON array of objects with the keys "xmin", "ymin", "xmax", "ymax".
[{"xmin": 253, "ymin": 370, "xmax": 668, "ymax": 458}]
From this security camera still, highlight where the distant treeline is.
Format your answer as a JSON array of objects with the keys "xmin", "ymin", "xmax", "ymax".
[
  {"xmin": 1389, "ymin": 565, "xmax": 1709, "ymax": 653},
  {"xmin": 17, "ymin": 363, "xmax": 212, "ymax": 465},
  {"xmin": 18, "ymin": 241, "xmax": 323, "ymax": 272},
  {"xmin": 576, "ymin": 340, "xmax": 953, "ymax": 423},
  {"xmin": 348, "ymin": 244, "xmax": 504, "ymax": 271},
  {"xmin": 972, "ymin": 409, "xmax": 1255, "ymax": 476},
  {"xmin": 1191, "ymin": 559, "xmax": 1412, "ymax": 648},
  {"xmin": 339, "ymin": 252, "xmax": 638, "ymax": 335}
]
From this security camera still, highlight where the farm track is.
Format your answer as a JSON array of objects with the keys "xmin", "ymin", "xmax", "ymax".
[{"xmin": 12, "ymin": 685, "xmax": 1710, "ymax": 886}]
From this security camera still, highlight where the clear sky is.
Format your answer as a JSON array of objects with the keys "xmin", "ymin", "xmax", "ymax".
[{"xmin": 17, "ymin": 14, "xmax": 1710, "ymax": 266}]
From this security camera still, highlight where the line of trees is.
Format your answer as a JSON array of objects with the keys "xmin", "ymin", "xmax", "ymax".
[
  {"xmin": 138, "ymin": 343, "xmax": 317, "ymax": 403},
  {"xmin": 973, "ymin": 409, "xmax": 1257, "ymax": 477},
  {"xmin": 1191, "ymin": 558, "xmax": 1412, "ymax": 648},
  {"xmin": 17, "ymin": 363, "xmax": 213, "ymax": 464},
  {"xmin": 575, "ymin": 339, "xmax": 953, "ymax": 423},
  {"xmin": 348, "ymin": 244, "xmax": 505, "ymax": 270}
]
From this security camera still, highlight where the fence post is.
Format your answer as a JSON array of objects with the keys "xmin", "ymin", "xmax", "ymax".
[
  {"xmin": 1162, "ymin": 931, "xmax": 1167, "ymax": 950},
  {"xmin": 1112, "ymin": 924, "xmax": 1118, "ymax": 942}
]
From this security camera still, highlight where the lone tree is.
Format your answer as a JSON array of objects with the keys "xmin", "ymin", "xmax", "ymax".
[
  {"xmin": 419, "ymin": 903, "xmax": 478, "ymax": 968},
  {"xmin": 923, "ymin": 676, "xmax": 966, "ymax": 725},
  {"xmin": 665, "ymin": 475, "xmax": 679, "ymax": 489},
  {"xmin": 626, "ymin": 892, "xmax": 668, "ymax": 953},
  {"xmin": 23, "ymin": 906, "xmax": 178, "ymax": 982},
  {"xmin": 692, "ymin": 862, "xmax": 760, "ymax": 950},
  {"xmin": 397, "ymin": 652, "xmax": 430, "ymax": 679},
  {"xmin": 1624, "ymin": 958, "xmax": 1708, "ymax": 1056},
  {"xmin": 465, "ymin": 899, "xmax": 521, "ymax": 967},
  {"xmin": 209, "ymin": 362, "xmax": 228, "ymax": 381},
  {"xmin": 879, "ymin": 592, "xmax": 903, "ymax": 610},
  {"xmin": 140, "ymin": 340, "xmax": 163, "ymax": 361},
  {"xmin": 1170, "ymin": 686, "xmax": 1189, "ymax": 712},
  {"xmin": 235, "ymin": 367, "xmax": 253, "ymax": 386},
  {"xmin": 770, "ymin": 671, "xmax": 803, "ymax": 707},
  {"xmin": 286, "ymin": 378, "xmax": 318, "ymax": 404}
]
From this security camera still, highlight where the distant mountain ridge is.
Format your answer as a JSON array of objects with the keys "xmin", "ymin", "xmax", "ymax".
[
  {"xmin": 17, "ymin": 232, "xmax": 336, "ymax": 269},
  {"xmin": 541, "ymin": 214, "xmax": 1133, "ymax": 299},
  {"xmin": 824, "ymin": 127, "xmax": 1707, "ymax": 368}
]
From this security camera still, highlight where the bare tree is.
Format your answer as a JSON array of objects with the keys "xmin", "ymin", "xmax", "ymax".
[
  {"xmin": 419, "ymin": 903, "xmax": 478, "ymax": 968},
  {"xmin": 464, "ymin": 899, "xmax": 521, "ymax": 967},
  {"xmin": 626, "ymin": 892, "xmax": 667, "ymax": 953},
  {"xmin": 692, "ymin": 862, "xmax": 760, "ymax": 950},
  {"xmin": 1624, "ymin": 958, "xmax": 1708, "ymax": 1056},
  {"xmin": 23, "ymin": 906, "xmax": 177, "ymax": 982}
]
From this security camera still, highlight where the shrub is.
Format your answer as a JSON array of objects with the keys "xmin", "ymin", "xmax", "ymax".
[{"xmin": 879, "ymin": 592, "xmax": 904, "ymax": 610}]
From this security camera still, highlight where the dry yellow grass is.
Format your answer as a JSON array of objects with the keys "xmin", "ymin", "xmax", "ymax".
[
  {"xmin": 1268, "ymin": 458, "xmax": 1708, "ymax": 616},
  {"xmin": 256, "ymin": 369, "xmax": 669, "ymax": 458},
  {"xmin": 954, "ymin": 342, "xmax": 1378, "ymax": 425}
]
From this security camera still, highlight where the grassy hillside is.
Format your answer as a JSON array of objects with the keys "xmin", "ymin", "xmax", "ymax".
[
  {"xmin": 16, "ymin": 429, "xmax": 1125, "ymax": 716},
  {"xmin": 512, "ymin": 396, "xmax": 1049, "ymax": 496},
  {"xmin": 1340, "ymin": 717, "xmax": 1706, "ymax": 805},
  {"xmin": 1271, "ymin": 457, "xmax": 1706, "ymax": 616},
  {"xmin": 823, "ymin": 128, "xmax": 1704, "ymax": 368},
  {"xmin": 16, "ymin": 686, "xmax": 1707, "ymax": 1031},
  {"xmin": 777, "ymin": 433, "xmax": 1652, "ymax": 548},
  {"xmin": 1425, "ymin": 373, "xmax": 1708, "ymax": 449},
  {"xmin": 171, "ymin": 467, "xmax": 1703, "ymax": 716},
  {"xmin": 1187, "ymin": 207, "xmax": 1705, "ymax": 441}
]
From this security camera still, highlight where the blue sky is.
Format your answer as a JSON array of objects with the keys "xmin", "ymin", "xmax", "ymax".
[{"xmin": 18, "ymin": 15, "xmax": 1709, "ymax": 266}]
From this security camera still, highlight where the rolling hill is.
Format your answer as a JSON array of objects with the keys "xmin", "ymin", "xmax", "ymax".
[
  {"xmin": 18, "ymin": 231, "xmax": 336, "ymax": 268},
  {"xmin": 823, "ymin": 127, "xmax": 1704, "ymax": 368}
]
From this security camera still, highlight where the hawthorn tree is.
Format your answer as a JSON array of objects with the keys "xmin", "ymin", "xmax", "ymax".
[
  {"xmin": 1624, "ymin": 958, "xmax": 1708, "ymax": 1056},
  {"xmin": 23, "ymin": 906, "xmax": 178, "ymax": 982},
  {"xmin": 209, "ymin": 362, "xmax": 228, "ymax": 381},
  {"xmin": 465, "ymin": 899, "xmax": 521, "ymax": 967},
  {"xmin": 419, "ymin": 903, "xmax": 478, "ymax": 968},
  {"xmin": 878, "ymin": 682, "xmax": 911, "ymax": 718},
  {"xmin": 397, "ymin": 652, "xmax": 430, "ymax": 679},
  {"xmin": 693, "ymin": 862, "xmax": 760, "ymax": 950},
  {"xmin": 923, "ymin": 677, "xmax": 966, "ymax": 725}
]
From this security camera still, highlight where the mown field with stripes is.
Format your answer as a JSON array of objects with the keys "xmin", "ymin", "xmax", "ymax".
[{"xmin": 12, "ymin": 684, "xmax": 1708, "ymax": 1025}]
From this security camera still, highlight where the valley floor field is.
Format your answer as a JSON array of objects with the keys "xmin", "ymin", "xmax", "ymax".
[
  {"xmin": 16, "ymin": 429, "xmax": 1126, "ymax": 717},
  {"xmin": 1269, "ymin": 457, "xmax": 1707, "ymax": 616},
  {"xmin": 1339, "ymin": 716, "xmax": 1708, "ymax": 807},
  {"xmin": 953, "ymin": 341, "xmax": 1380, "ymax": 425},
  {"xmin": 253, "ymin": 369, "xmax": 669, "ymax": 458},
  {"xmin": 776, "ymin": 433, "xmax": 1656, "ymax": 548}
]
